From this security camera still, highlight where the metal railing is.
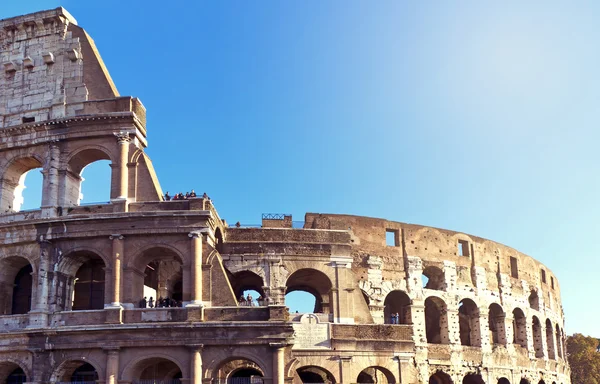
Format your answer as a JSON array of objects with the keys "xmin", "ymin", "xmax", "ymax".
[
  {"xmin": 227, "ymin": 378, "xmax": 263, "ymax": 384},
  {"xmin": 261, "ymin": 213, "xmax": 289, "ymax": 220},
  {"xmin": 133, "ymin": 380, "xmax": 181, "ymax": 384}
]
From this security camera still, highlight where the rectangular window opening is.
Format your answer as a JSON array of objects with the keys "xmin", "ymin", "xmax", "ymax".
[
  {"xmin": 541, "ymin": 269, "xmax": 546, "ymax": 284},
  {"xmin": 386, "ymin": 229, "xmax": 398, "ymax": 247},
  {"xmin": 458, "ymin": 240, "xmax": 470, "ymax": 257},
  {"xmin": 22, "ymin": 116, "xmax": 35, "ymax": 123},
  {"xmin": 551, "ymin": 276, "xmax": 554, "ymax": 289},
  {"xmin": 510, "ymin": 256, "xmax": 518, "ymax": 279}
]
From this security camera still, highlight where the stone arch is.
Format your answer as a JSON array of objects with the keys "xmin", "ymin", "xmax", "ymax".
[
  {"xmin": 545, "ymin": 318, "xmax": 556, "ymax": 359},
  {"xmin": 422, "ymin": 265, "xmax": 445, "ymax": 291},
  {"xmin": 0, "ymin": 155, "xmax": 44, "ymax": 212},
  {"xmin": 212, "ymin": 357, "xmax": 265, "ymax": 384},
  {"xmin": 463, "ymin": 373, "xmax": 485, "ymax": 384},
  {"xmin": 285, "ymin": 268, "xmax": 333, "ymax": 314},
  {"xmin": 127, "ymin": 245, "xmax": 185, "ymax": 307},
  {"xmin": 498, "ymin": 378, "xmax": 510, "ymax": 384},
  {"xmin": 424, "ymin": 296, "xmax": 448, "ymax": 344},
  {"xmin": 532, "ymin": 316, "xmax": 544, "ymax": 358},
  {"xmin": 55, "ymin": 248, "xmax": 108, "ymax": 311},
  {"xmin": 429, "ymin": 370, "xmax": 453, "ymax": 384},
  {"xmin": 383, "ymin": 290, "xmax": 411, "ymax": 325},
  {"xmin": 488, "ymin": 303, "xmax": 507, "ymax": 345},
  {"xmin": 555, "ymin": 325, "xmax": 564, "ymax": 359},
  {"xmin": 120, "ymin": 354, "xmax": 185, "ymax": 382},
  {"xmin": 0, "ymin": 360, "xmax": 30, "ymax": 384},
  {"xmin": 512, "ymin": 308, "xmax": 527, "ymax": 348},
  {"xmin": 0, "ymin": 256, "xmax": 34, "ymax": 315},
  {"xmin": 458, "ymin": 298, "xmax": 480, "ymax": 346},
  {"xmin": 296, "ymin": 365, "xmax": 336, "ymax": 383},
  {"xmin": 63, "ymin": 146, "xmax": 114, "ymax": 206},
  {"xmin": 356, "ymin": 366, "xmax": 396, "ymax": 383},
  {"xmin": 215, "ymin": 228, "xmax": 224, "ymax": 254},
  {"xmin": 519, "ymin": 379, "xmax": 530, "ymax": 384},
  {"xmin": 205, "ymin": 350, "xmax": 268, "ymax": 381},
  {"xmin": 228, "ymin": 270, "xmax": 265, "ymax": 305},
  {"xmin": 50, "ymin": 359, "xmax": 103, "ymax": 382}
]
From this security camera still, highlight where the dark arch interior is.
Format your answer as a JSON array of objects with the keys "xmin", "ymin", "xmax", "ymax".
[
  {"xmin": 498, "ymin": 379, "xmax": 510, "ymax": 384},
  {"xmin": 458, "ymin": 299, "xmax": 479, "ymax": 346},
  {"xmin": 73, "ymin": 256, "xmax": 106, "ymax": 310},
  {"xmin": 356, "ymin": 366, "xmax": 395, "ymax": 384},
  {"xmin": 463, "ymin": 373, "xmax": 485, "ymax": 384},
  {"xmin": 429, "ymin": 371, "xmax": 452, "ymax": 384},
  {"xmin": 229, "ymin": 270, "xmax": 265, "ymax": 300},
  {"xmin": 215, "ymin": 228, "xmax": 224, "ymax": 253},
  {"xmin": 422, "ymin": 266, "xmax": 445, "ymax": 290},
  {"xmin": 138, "ymin": 358, "xmax": 182, "ymax": 381},
  {"xmin": 425, "ymin": 297, "xmax": 446, "ymax": 344},
  {"xmin": 297, "ymin": 366, "xmax": 335, "ymax": 384},
  {"xmin": 229, "ymin": 368, "xmax": 263, "ymax": 384},
  {"xmin": 71, "ymin": 363, "xmax": 99, "ymax": 383},
  {"xmin": 384, "ymin": 290, "xmax": 411, "ymax": 325},
  {"xmin": 529, "ymin": 290, "xmax": 540, "ymax": 311},
  {"xmin": 7, "ymin": 368, "xmax": 26, "ymax": 384},
  {"xmin": 12, "ymin": 264, "xmax": 33, "ymax": 314},
  {"xmin": 136, "ymin": 249, "xmax": 184, "ymax": 308}
]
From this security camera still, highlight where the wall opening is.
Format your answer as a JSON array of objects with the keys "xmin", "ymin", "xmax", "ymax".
[
  {"xmin": 52, "ymin": 360, "xmax": 99, "ymax": 383},
  {"xmin": 513, "ymin": 308, "xmax": 527, "ymax": 348},
  {"xmin": 463, "ymin": 374, "xmax": 485, "ymax": 384},
  {"xmin": 0, "ymin": 363, "xmax": 27, "ymax": 384},
  {"xmin": 228, "ymin": 270, "xmax": 265, "ymax": 306},
  {"xmin": 296, "ymin": 366, "xmax": 335, "ymax": 384},
  {"xmin": 555, "ymin": 324, "xmax": 563, "ymax": 359},
  {"xmin": 72, "ymin": 363, "xmax": 99, "ymax": 383},
  {"xmin": 545, "ymin": 318, "xmax": 556, "ymax": 359},
  {"xmin": 356, "ymin": 366, "xmax": 395, "ymax": 384},
  {"xmin": 18, "ymin": 168, "xmax": 43, "ymax": 211},
  {"xmin": 0, "ymin": 257, "xmax": 33, "ymax": 315},
  {"xmin": 286, "ymin": 269, "xmax": 332, "ymax": 314},
  {"xmin": 131, "ymin": 357, "xmax": 182, "ymax": 384},
  {"xmin": 385, "ymin": 229, "xmax": 398, "ymax": 247},
  {"xmin": 488, "ymin": 303, "xmax": 507, "ymax": 345},
  {"xmin": 510, "ymin": 257, "xmax": 518, "ymax": 279},
  {"xmin": 429, "ymin": 371, "xmax": 452, "ymax": 384},
  {"xmin": 229, "ymin": 368, "xmax": 263, "ymax": 384},
  {"xmin": 458, "ymin": 298, "xmax": 480, "ymax": 346},
  {"xmin": 540, "ymin": 269, "xmax": 546, "ymax": 284},
  {"xmin": 7, "ymin": 367, "xmax": 26, "ymax": 384},
  {"xmin": 1, "ymin": 157, "xmax": 44, "ymax": 213},
  {"xmin": 79, "ymin": 160, "xmax": 111, "ymax": 204},
  {"xmin": 550, "ymin": 276, "xmax": 554, "ymax": 289},
  {"xmin": 383, "ymin": 290, "xmax": 411, "ymax": 324},
  {"xmin": 73, "ymin": 256, "xmax": 106, "ymax": 310},
  {"xmin": 532, "ymin": 316, "xmax": 544, "ymax": 358},
  {"xmin": 142, "ymin": 259, "xmax": 183, "ymax": 307},
  {"xmin": 498, "ymin": 379, "xmax": 510, "ymax": 384},
  {"xmin": 458, "ymin": 240, "xmax": 470, "ymax": 257},
  {"xmin": 422, "ymin": 266, "xmax": 445, "ymax": 291},
  {"xmin": 528, "ymin": 290, "xmax": 540, "ymax": 311},
  {"xmin": 425, "ymin": 296, "xmax": 448, "ymax": 344},
  {"xmin": 286, "ymin": 291, "xmax": 317, "ymax": 314}
]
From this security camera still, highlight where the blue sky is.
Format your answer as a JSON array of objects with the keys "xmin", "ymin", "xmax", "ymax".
[{"xmin": 2, "ymin": 1, "xmax": 599, "ymax": 335}]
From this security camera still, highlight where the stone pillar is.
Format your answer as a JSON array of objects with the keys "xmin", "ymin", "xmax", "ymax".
[
  {"xmin": 29, "ymin": 241, "xmax": 52, "ymax": 327},
  {"xmin": 189, "ymin": 345, "xmax": 203, "ymax": 384},
  {"xmin": 187, "ymin": 232, "xmax": 203, "ymax": 307},
  {"xmin": 108, "ymin": 235, "xmax": 124, "ymax": 307},
  {"xmin": 115, "ymin": 132, "xmax": 131, "ymax": 199},
  {"xmin": 330, "ymin": 256, "xmax": 354, "ymax": 324},
  {"xmin": 410, "ymin": 302, "xmax": 427, "ymax": 346},
  {"xmin": 41, "ymin": 141, "xmax": 60, "ymax": 218},
  {"xmin": 105, "ymin": 349, "xmax": 120, "ymax": 384},
  {"xmin": 445, "ymin": 308, "xmax": 459, "ymax": 345},
  {"xmin": 338, "ymin": 356, "xmax": 352, "ymax": 384},
  {"xmin": 271, "ymin": 343, "xmax": 285, "ymax": 384}
]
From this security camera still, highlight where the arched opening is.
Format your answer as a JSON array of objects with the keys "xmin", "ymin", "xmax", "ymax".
[
  {"xmin": 215, "ymin": 358, "xmax": 264, "ymax": 384},
  {"xmin": 64, "ymin": 149, "xmax": 112, "ymax": 207},
  {"xmin": 528, "ymin": 290, "xmax": 540, "ymax": 311},
  {"xmin": 79, "ymin": 160, "xmax": 111, "ymax": 204},
  {"xmin": 555, "ymin": 325, "xmax": 563, "ymax": 359},
  {"xmin": 296, "ymin": 366, "xmax": 335, "ymax": 384},
  {"xmin": 131, "ymin": 357, "xmax": 182, "ymax": 384},
  {"xmin": 383, "ymin": 290, "xmax": 411, "ymax": 325},
  {"xmin": 463, "ymin": 373, "xmax": 485, "ymax": 384},
  {"xmin": 228, "ymin": 271, "xmax": 265, "ymax": 306},
  {"xmin": 422, "ymin": 266, "xmax": 445, "ymax": 291},
  {"xmin": 1, "ymin": 157, "xmax": 43, "ymax": 213},
  {"xmin": 73, "ymin": 256, "xmax": 106, "ymax": 310},
  {"xmin": 488, "ymin": 303, "xmax": 507, "ymax": 345},
  {"xmin": 362, "ymin": 290, "xmax": 371, "ymax": 306},
  {"xmin": 458, "ymin": 298, "xmax": 480, "ymax": 346},
  {"xmin": 0, "ymin": 363, "xmax": 28, "ymax": 384},
  {"xmin": 53, "ymin": 360, "xmax": 99, "ymax": 383},
  {"xmin": 215, "ymin": 228, "xmax": 224, "ymax": 253},
  {"xmin": 532, "ymin": 316, "xmax": 544, "ymax": 358},
  {"xmin": 429, "ymin": 371, "xmax": 452, "ymax": 384},
  {"xmin": 519, "ymin": 379, "xmax": 530, "ymax": 384},
  {"xmin": 498, "ymin": 378, "xmax": 510, "ymax": 384},
  {"xmin": 545, "ymin": 318, "xmax": 556, "ymax": 359},
  {"xmin": 131, "ymin": 247, "xmax": 183, "ymax": 308},
  {"xmin": 538, "ymin": 381, "xmax": 546, "ymax": 384},
  {"xmin": 0, "ymin": 256, "xmax": 34, "ymax": 315},
  {"xmin": 512, "ymin": 308, "xmax": 527, "ymax": 348},
  {"xmin": 356, "ymin": 366, "xmax": 395, "ymax": 383},
  {"xmin": 425, "ymin": 296, "xmax": 448, "ymax": 344},
  {"xmin": 285, "ymin": 269, "xmax": 332, "ymax": 314}
]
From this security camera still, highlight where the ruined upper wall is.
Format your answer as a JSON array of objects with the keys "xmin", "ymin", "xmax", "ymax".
[
  {"xmin": 305, "ymin": 212, "xmax": 563, "ymax": 312},
  {"xmin": 0, "ymin": 8, "xmax": 123, "ymax": 128}
]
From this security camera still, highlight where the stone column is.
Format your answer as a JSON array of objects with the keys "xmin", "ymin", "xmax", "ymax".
[
  {"xmin": 105, "ymin": 349, "xmax": 120, "ymax": 384},
  {"xmin": 270, "ymin": 343, "xmax": 285, "ymax": 384},
  {"xmin": 114, "ymin": 132, "xmax": 131, "ymax": 199},
  {"xmin": 189, "ymin": 345, "xmax": 203, "ymax": 384},
  {"xmin": 108, "ymin": 235, "xmax": 124, "ymax": 307},
  {"xmin": 330, "ymin": 256, "xmax": 354, "ymax": 324},
  {"xmin": 29, "ymin": 241, "xmax": 52, "ymax": 327},
  {"xmin": 187, "ymin": 232, "xmax": 203, "ymax": 307},
  {"xmin": 41, "ymin": 141, "xmax": 60, "ymax": 217}
]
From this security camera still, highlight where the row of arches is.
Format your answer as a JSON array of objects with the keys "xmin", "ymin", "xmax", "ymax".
[
  {"xmin": 2, "ymin": 150, "xmax": 113, "ymax": 213},
  {"xmin": 429, "ymin": 371, "xmax": 560, "ymax": 384},
  {"xmin": 383, "ymin": 290, "xmax": 566, "ymax": 359}
]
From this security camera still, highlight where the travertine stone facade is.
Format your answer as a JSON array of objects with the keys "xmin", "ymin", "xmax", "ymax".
[{"xmin": 0, "ymin": 8, "xmax": 570, "ymax": 384}]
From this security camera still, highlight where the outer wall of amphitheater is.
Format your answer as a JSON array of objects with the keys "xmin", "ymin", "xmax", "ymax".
[{"xmin": 0, "ymin": 7, "xmax": 570, "ymax": 384}]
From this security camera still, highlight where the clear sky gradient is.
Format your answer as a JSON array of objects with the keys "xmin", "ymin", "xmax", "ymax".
[{"xmin": 2, "ymin": 1, "xmax": 598, "ymax": 335}]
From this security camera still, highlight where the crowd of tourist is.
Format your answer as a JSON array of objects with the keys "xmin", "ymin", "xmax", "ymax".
[
  {"xmin": 138, "ymin": 296, "xmax": 183, "ymax": 308},
  {"xmin": 164, "ymin": 190, "xmax": 211, "ymax": 201},
  {"xmin": 239, "ymin": 293, "xmax": 266, "ymax": 306}
]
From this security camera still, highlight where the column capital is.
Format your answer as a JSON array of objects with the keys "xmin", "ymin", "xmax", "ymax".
[
  {"xmin": 109, "ymin": 234, "xmax": 124, "ymax": 240},
  {"xmin": 188, "ymin": 231, "xmax": 203, "ymax": 238},
  {"xmin": 103, "ymin": 347, "xmax": 121, "ymax": 354},
  {"xmin": 186, "ymin": 343, "xmax": 204, "ymax": 351},
  {"xmin": 114, "ymin": 131, "xmax": 131, "ymax": 143},
  {"xmin": 269, "ymin": 342, "xmax": 288, "ymax": 349}
]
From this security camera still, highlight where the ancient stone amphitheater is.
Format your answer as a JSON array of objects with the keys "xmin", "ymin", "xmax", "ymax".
[{"xmin": 0, "ymin": 7, "xmax": 570, "ymax": 384}]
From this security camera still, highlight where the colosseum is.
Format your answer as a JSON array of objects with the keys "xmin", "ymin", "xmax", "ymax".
[{"xmin": 0, "ymin": 7, "xmax": 570, "ymax": 384}]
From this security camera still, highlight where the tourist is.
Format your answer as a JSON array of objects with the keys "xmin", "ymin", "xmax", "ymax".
[
  {"xmin": 164, "ymin": 192, "xmax": 171, "ymax": 201},
  {"xmin": 190, "ymin": 189, "xmax": 197, "ymax": 197},
  {"xmin": 148, "ymin": 297, "xmax": 154, "ymax": 308},
  {"xmin": 246, "ymin": 293, "xmax": 253, "ymax": 306}
]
